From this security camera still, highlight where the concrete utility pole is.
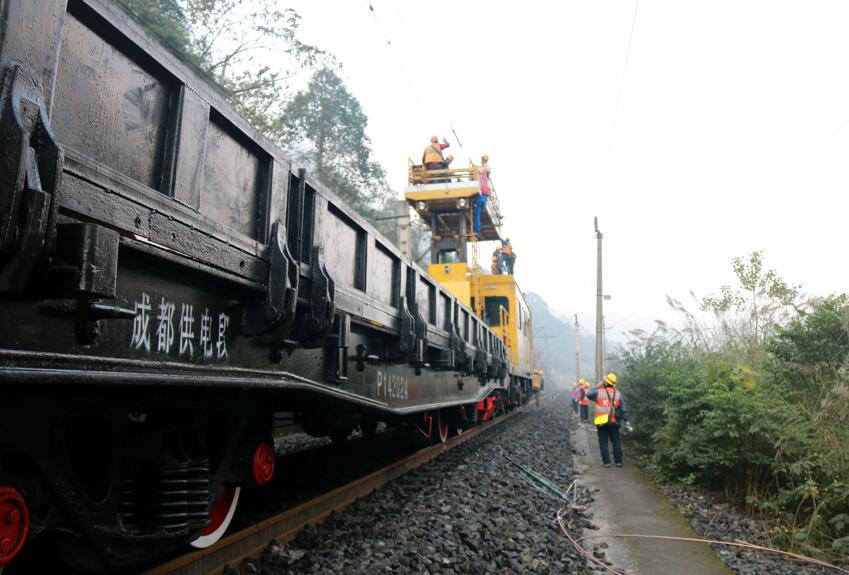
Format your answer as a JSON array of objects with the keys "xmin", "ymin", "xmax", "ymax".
[
  {"xmin": 602, "ymin": 314, "xmax": 607, "ymax": 374},
  {"xmin": 574, "ymin": 314, "xmax": 581, "ymax": 383},
  {"xmin": 594, "ymin": 217, "xmax": 603, "ymax": 385}
]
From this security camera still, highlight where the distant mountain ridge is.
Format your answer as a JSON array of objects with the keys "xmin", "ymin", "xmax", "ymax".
[{"xmin": 525, "ymin": 292, "xmax": 596, "ymax": 388}]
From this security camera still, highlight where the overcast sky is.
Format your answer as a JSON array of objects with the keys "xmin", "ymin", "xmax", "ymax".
[{"xmin": 281, "ymin": 1, "xmax": 849, "ymax": 340}]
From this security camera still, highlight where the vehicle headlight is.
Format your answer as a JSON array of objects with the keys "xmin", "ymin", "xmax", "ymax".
[
  {"xmin": 457, "ymin": 198, "xmax": 468, "ymax": 208},
  {"xmin": 416, "ymin": 201, "xmax": 427, "ymax": 211}
]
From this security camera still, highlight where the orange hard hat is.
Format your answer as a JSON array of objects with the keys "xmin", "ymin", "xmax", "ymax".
[
  {"xmin": 481, "ymin": 154, "xmax": 489, "ymax": 162},
  {"xmin": 430, "ymin": 136, "xmax": 439, "ymax": 143}
]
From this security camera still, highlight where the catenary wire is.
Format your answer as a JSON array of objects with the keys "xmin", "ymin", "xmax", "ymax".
[{"xmin": 610, "ymin": 0, "xmax": 641, "ymax": 147}]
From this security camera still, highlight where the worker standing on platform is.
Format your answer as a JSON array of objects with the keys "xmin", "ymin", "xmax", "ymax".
[
  {"xmin": 491, "ymin": 255, "xmax": 502, "ymax": 274},
  {"xmin": 492, "ymin": 246, "xmax": 505, "ymax": 274},
  {"xmin": 422, "ymin": 136, "xmax": 450, "ymax": 182},
  {"xmin": 587, "ymin": 373, "xmax": 631, "ymax": 468},
  {"xmin": 473, "ymin": 155, "xmax": 491, "ymax": 236},
  {"xmin": 578, "ymin": 380, "xmax": 590, "ymax": 423},
  {"xmin": 500, "ymin": 238, "xmax": 516, "ymax": 274}
]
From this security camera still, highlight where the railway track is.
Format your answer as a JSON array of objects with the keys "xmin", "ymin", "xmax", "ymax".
[{"xmin": 142, "ymin": 407, "xmax": 527, "ymax": 575}]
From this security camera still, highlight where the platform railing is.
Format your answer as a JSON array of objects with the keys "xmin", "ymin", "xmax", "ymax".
[
  {"xmin": 407, "ymin": 160, "xmax": 503, "ymax": 228},
  {"xmin": 408, "ymin": 161, "xmax": 478, "ymax": 185}
]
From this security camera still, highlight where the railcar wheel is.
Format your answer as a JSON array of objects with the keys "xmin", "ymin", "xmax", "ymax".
[
  {"xmin": 189, "ymin": 485, "xmax": 240, "ymax": 549},
  {"xmin": 432, "ymin": 411, "xmax": 449, "ymax": 444},
  {"xmin": 448, "ymin": 408, "xmax": 463, "ymax": 437}
]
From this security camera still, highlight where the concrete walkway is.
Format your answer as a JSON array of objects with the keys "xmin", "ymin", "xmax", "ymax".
[{"xmin": 573, "ymin": 420, "xmax": 734, "ymax": 575}]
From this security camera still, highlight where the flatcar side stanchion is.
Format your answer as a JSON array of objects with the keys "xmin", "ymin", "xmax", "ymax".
[{"xmin": 143, "ymin": 405, "xmax": 528, "ymax": 575}]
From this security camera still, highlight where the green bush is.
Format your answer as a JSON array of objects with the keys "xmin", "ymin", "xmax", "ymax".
[{"xmin": 619, "ymin": 294, "xmax": 849, "ymax": 560}]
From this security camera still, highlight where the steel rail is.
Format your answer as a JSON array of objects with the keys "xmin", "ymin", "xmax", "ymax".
[{"xmin": 142, "ymin": 407, "xmax": 526, "ymax": 575}]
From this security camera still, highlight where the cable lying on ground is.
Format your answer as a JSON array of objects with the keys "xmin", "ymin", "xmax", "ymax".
[
  {"xmin": 555, "ymin": 504, "xmax": 849, "ymax": 575},
  {"xmin": 508, "ymin": 459, "xmax": 849, "ymax": 575}
]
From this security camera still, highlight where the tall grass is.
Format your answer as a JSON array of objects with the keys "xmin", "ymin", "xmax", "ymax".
[{"xmin": 620, "ymin": 293, "xmax": 849, "ymax": 560}]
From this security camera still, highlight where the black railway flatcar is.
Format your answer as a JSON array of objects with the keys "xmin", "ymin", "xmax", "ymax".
[{"xmin": 0, "ymin": 0, "xmax": 517, "ymax": 570}]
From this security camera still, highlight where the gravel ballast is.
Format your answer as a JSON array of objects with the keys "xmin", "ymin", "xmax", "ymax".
[
  {"xmin": 660, "ymin": 485, "xmax": 840, "ymax": 575},
  {"xmin": 230, "ymin": 395, "xmax": 591, "ymax": 575}
]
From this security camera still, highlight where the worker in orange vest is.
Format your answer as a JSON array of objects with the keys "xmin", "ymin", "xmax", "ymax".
[
  {"xmin": 578, "ymin": 380, "xmax": 590, "ymax": 423},
  {"xmin": 422, "ymin": 136, "xmax": 450, "ymax": 182},
  {"xmin": 587, "ymin": 373, "xmax": 632, "ymax": 468},
  {"xmin": 569, "ymin": 381, "xmax": 581, "ymax": 414}
]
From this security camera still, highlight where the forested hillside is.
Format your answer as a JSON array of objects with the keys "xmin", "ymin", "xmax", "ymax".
[{"xmin": 525, "ymin": 293, "xmax": 596, "ymax": 388}]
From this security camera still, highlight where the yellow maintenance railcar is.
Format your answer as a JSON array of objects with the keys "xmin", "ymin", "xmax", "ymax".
[{"xmin": 405, "ymin": 157, "xmax": 536, "ymax": 411}]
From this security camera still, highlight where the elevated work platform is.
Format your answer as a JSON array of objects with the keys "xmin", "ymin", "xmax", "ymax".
[{"xmin": 404, "ymin": 163, "xmax": 503, "ymax": 242}]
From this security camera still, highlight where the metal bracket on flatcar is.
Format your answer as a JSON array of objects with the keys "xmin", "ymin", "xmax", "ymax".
[
  {"xmin": 41, "ymin": 223, "xmax": 127, "ymax": 343},
  {"xmin": 439, "ymin": 325, "xmax": 455, "ymax": 369},
  {"xmin": 245, "ymin": 221, "xmax": 299, "ymax": 359},
  {"xmin": 45, "ymin": 223, "xmax": 120, "ymax": 298},
  {"xmin": 397, "ymin": 296, "xmax": 427, "ymax": 374},
  {"xmin": 353, "ymin": 344, "xmax": 379, "ymax": 372},
  {"xmin": 498, "ymin": 342, "xmax": 510, "ymax": 381},
  {"xmin": 0, "ymin": 63, "xmax": 64, "ymax": 293},
  {"xmin": 299, "ymin": 245, "xmax": 336, "ymax": 347},
  {"xmin": 398, "ymin": 296, "xmax": 416, "ymax": 356},
  {"xmin": 329, "ymin": 313, "xmax": 350, "ymax": 383},
  {"xmin": 452, "ymin": 324, "xmax": 466, "ymax": 369},
  {"xmin": 474, "ymin": 325, "xmax": 488, "ymax": 381},
  {"xmin": 411, "ymin": 304, "xmax": 428, "ymax": 373},
  {"xmin": 488, "ymin": 343, "xmax": 506, "ymax": 381},
  {"xmin": 40, "ymin": 298, "xmax": 135, "ymax": 344},
  {"xmin": 441, "ymin": 322, "xmax": 466, "ymax": 370}
]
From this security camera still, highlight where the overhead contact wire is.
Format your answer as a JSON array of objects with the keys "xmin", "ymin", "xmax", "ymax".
[
  {"xmin": 609, "ymin": 0, "xmax": 641, "ymax": 148},
  {"xmin": 363, "ymin": 2, "xmax": 466, "ymax": 152}
]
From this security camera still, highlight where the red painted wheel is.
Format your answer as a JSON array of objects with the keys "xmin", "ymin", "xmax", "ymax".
[
  {"xmin": 190, "ymin": 485, "xmax": 240, "ymax": 549},
  {"xmin": 0, "ymin": 487, "xmax": 29, "ymax": 568},
  {"xmin": 252, "ymin": 442, "xmax": 275, "ymax": 486},
  {"xmin": 433, "ymin": 411, "xmax": 449, "ymax": 444}
]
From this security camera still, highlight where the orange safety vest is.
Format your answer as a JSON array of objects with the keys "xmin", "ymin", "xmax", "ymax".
[
  {"xmin": 423, "ymin": 144, "xmax": 445, "ymax": 165},
  {"xmin": 593, "ymin": 387, "xmax": 622, "ymax": 425}
]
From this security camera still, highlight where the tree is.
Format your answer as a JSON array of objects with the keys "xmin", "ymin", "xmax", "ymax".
[
  {"xmin": 179, "ymin": 0, "xmax": 331, "ymax": 133},
  {"xmin": 117, "ymin": 0, "xmax": 194, "ymax": 60},
  {"xmin": 118, "ymin": 0, "xmax": 330, "ymax": 135},
  {"xmin": 701, "ymin": 251, "xmax": 800, "ymax": 362},
  {"xmin": 117, "ymin": 2, "xmax": 400, "ymax": 236},
  {"xmin": 279, "ymin": 67, "xmax": 395, "ymax": 223}
]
